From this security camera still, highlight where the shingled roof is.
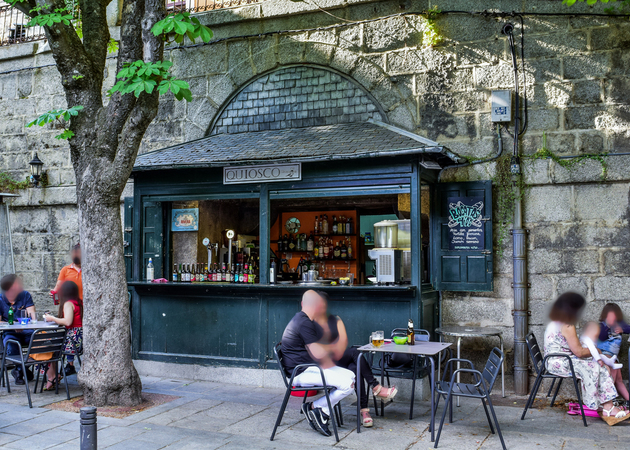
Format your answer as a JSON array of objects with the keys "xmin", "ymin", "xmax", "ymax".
[{"xmin": 133, "ymin": 120, "xmax": 463, "ymax": 172}]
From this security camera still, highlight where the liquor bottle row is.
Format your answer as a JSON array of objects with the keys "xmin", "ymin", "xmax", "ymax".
[
  {"xmin": 172, "ymin": 262, "xmax": 258, "ymax": 284},
  {"xmin": 278, "ymin": 235, "xmax": 353, "ymax": 258},
  {"xmin": 313, "ymin": 214, "xmax": 353, "ymax": 235}
]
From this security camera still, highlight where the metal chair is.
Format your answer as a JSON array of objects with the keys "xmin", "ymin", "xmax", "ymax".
[
  {"xmin": 434, "ymin": 347, "xmax": 505, "ymax": 450},
  {"xmin": 0, "ymin": 328, "xmax": 69, "ymax": 408},
  {"xmin": 521, "ymin": 332, "xmax": 587, "ymax": 426},
  {"xmin": 270, "ymin": 342, "xmax": 342, "ymax": 442},
  {"xmin": 371, "ymin": 328, "xmax": 430, "ymax": 418}
]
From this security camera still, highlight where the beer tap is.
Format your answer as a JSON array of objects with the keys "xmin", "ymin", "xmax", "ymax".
[
  {"xmin": 226, "ymin": 229, "xmax": 235, "ymax": 267},
  {"xmin": 203, "ymin": 238, "xmax": 218, "ymax": 266}
]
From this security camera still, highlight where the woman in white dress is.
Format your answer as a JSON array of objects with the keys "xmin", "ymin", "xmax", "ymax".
[{"xmin": 544, "ymin": 292, "xmax": 629, "ymax": 425}]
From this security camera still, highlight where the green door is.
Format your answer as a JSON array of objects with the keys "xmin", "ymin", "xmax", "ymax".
[
  {"xmin": 430, "ymin": 181, "xmax": 493, "ymax": 292},
  {"xmin": 124, "ymin": 197, "xmax": 134, "ymax": 282}
]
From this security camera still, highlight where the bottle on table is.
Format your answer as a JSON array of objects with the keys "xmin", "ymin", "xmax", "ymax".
[
  {"xmin": 147, "ymin": 258, "xmax": 155, "ymax": 282},
  {"xmin": 7, "ymin": 306, "xmax": 13, "ymax": 325},
  {"xmin": 407, "ymin": 319, "xmax": 415, "ymax": 345}
]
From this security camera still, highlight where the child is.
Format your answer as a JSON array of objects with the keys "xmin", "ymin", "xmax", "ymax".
[
  {"xmin": 43, "ymin": 280, "xmax": 83, "ymax": 390},
  {"xmin": 598, "ymin": 303, "xmax": 630, "ymax": 359},
  {"xmin": 580, "ymin": 321, "xmax": 622, "ymax": 369}
]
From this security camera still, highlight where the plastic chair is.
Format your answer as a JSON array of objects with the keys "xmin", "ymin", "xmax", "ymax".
[
  {"xmin": 0, "ymin": 328, "xmax": 69, "ymax": 408},
  {"xmin": 270, "ymin": 342, "xmax": 342, "ymax": 442},
  {"xmin": 434, "ymin": 347, "xmax": 505, "ymax": 450},
  {"xmin": 521, "ymin": 332, "xmax": 587, "ymax": 426}
]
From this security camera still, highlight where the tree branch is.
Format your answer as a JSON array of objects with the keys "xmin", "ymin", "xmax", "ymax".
[{"xmin": 79, "ymin": 0, "xmax": 112, "ymax": 78}]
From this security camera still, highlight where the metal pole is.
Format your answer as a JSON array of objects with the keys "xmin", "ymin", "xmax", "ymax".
[
  {"xmin": 512, "ymin": 177, "xmax": 529, "ymax": 396},
  {"xmin": 80, "ymin": 406, "xmax": 97, "ymax": 450}
]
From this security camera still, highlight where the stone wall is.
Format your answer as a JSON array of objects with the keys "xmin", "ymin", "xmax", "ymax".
[{"xmin": 0, "ymin": 0, "xmax": 629, "ymax": 373}]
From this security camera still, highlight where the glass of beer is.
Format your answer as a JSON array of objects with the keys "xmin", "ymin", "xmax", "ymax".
[{"xmin": 371, "ymin": 330, "xmax": 384, "ymax": 348}]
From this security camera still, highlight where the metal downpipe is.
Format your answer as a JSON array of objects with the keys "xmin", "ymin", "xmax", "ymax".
[{"xmin": 512, "ymin": 181, "xmax": 529, "ymax": 395}]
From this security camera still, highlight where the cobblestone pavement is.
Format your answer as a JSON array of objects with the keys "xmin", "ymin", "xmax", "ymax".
[{"xmin": 0, "ymin": 373, "xmax": 627, "ymax": 449}]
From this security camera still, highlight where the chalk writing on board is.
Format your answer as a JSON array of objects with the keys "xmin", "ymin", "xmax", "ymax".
[{"xmin": 447, "ymin": 197, "xmax": 484, "ymax": 251}]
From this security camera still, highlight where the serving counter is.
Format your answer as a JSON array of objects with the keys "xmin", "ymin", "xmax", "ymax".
[{"xmin": 129, "ymin": 282, "xmax": 438, "ymax": 368}]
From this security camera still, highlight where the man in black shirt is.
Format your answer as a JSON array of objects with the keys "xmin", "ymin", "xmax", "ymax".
[{"xmin": 281, "ymin": 290, "xmax": 354, "ymax": 437}]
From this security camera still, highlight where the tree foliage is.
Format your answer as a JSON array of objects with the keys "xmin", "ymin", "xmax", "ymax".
[{"xmin": 563, "ymin": 0, "xmax": 630, "ymax": 12}]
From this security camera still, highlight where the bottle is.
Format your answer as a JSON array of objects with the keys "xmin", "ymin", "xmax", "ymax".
[
  {"xmin": 147, "ymin": 258, "xmax": 155, "ymax": 282},
  {"xmin": 313, "ymin": 240, "xmax": 319, "ymax": 258},
  {"xmin": 270, "ymin": 259, "xmax": 277, "ymax": 284},
  {"xmin": 346, "ymin": 217, "xmax": 352, "ymax": 234},
  {"xmin": 319, "ymin": 216, "xmax": 323, "ymax": 234},
  {"xmin": 232, "ymin": 264, "xmax": 236, "ymax": 283},
  {"xmin": 7, "ymin": 306, "xmax": 14, "ymax": 325},
  {"xmin": 192, "ymin": 264, "xmax": 197, "ymax": 283},
  {"xmin": 221, "ymin": 263, "xmax": 227, "ymax": 282},
  {"xmin": 319, "ymin": 239, "xmax": 325, "ymax": 260},
  {"xmin": 307, "ymin": 233, "xmax": 314, "ymax": 252},
  {"xmin": 212, "ymin": 264, "xmax": 218, "ymax": 282},
  {"xmin": 288, "ymin": 234, "xmax": 296, "ymax": 251},
  {"xmin": 348, "ymin": 241, "xmax": 353, "ymax": 259},
  {"xmin": 322, "ymin": 215, "xmax": 329, "ymax": 235},
  {"xmin": 249, "ymin": 264, "xmax": 255, "ymax": 284},
  {"xmin": 314, "ymin": 215, "xmax": 319, "ymax": 235},
  {"xmin": 407, "ymin": 319, "xmax": 415, "ymax": 345},
  {"xmin": 172, "ymin": 264, "xmax": 178, "ymax": 282},
  {"xmin": 283, "ymin": 234, "xmax": 289, "ymax": 252},
  {"xmin": 243, "ymin": 264, "xmax": 249, "ymax": 283},
  {"xmin": 332, "ymin": 215, "xmax": 338, "ymax": 235},
  {"xmin": 333, "ymin": 241, "xmax": 341, "ymax": 259},
  {"xmin": 234, "ymin": 264, "xmax": 240, "ymax": 283},
  {"xmin": 340, "ymin": 240, "xmax": 348, "ymax": 259}
]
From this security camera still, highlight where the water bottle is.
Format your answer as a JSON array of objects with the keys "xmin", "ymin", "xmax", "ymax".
[
  {"xmin": 147, "ymin": 258, "xmax": 155, "ymax": 282},
  {"xmin": 7, "ymin": 307, "xmax": 13, "ymax": 325}
]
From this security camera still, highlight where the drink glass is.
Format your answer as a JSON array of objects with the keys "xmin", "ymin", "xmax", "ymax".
[
  {"xmin": 371, "ymin": 330, "xmax": 384, "ymax": 348},
  {"xmin": 18, "ymin": 309, "xmax": 29, "ymax": 325}
]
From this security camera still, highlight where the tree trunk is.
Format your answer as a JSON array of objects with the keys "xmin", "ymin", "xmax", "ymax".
[{"xmin": 76, "ymin": 189, "xmax": 142, "ymax": 406}]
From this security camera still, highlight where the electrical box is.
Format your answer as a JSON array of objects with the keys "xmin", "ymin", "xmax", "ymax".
[{"xmin": 490, "ymin": 90, "xmax": 512, "ymax": 122}]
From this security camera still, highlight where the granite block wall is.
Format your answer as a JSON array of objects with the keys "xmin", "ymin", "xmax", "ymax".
[{"xmin": 0, "ymin": 0, "xmax": 629, "ymax": 374}]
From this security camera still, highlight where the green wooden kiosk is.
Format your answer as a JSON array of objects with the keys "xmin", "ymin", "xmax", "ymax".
[{"xmin": 127, "ymin": 120, "xmax": 493, "ymax": 369}]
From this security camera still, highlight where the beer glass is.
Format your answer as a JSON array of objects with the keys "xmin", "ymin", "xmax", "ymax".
[
  {"xmin": 371, "ymin": 330, "xmax": 384, "ymax": 348},
  {"xmin": 18, "ymin": 309, "xmax": 29, "ymax": 325}
]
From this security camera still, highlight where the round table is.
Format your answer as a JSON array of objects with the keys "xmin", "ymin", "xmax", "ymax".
[{"xmin": 435, "ymin": 325, "xmax": 505, "ymax": 406}]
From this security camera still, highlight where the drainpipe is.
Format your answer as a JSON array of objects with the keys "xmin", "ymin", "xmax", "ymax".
[{"xmin": 503, "ymin": 21, "xmax": 529, "ymax": 396}]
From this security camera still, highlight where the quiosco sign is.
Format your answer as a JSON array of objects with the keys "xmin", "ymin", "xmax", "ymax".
[{"xmin": 223, "ymin": 163, "xmax": 302, "ymax": 185}]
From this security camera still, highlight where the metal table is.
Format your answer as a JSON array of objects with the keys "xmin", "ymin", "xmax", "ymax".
[
  {"xmin": 435, "ymin": 326, "xmax": 505, "ymax": 406},
  {"xmin": 356, "ymin": 340, "xmax": 452, "ymax": 442},
  {"xmin": 0, "ymin": 322, "xmax": 60, "ymax": 331}
]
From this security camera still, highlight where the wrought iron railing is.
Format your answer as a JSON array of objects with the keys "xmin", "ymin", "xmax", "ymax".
[
  {"xmin": 0, "ymin": 0, "xmax": 267, "ymax": 46},
  {"xmin": 0, "ymin": 3, "xmax": 45, "ymax": 46}
]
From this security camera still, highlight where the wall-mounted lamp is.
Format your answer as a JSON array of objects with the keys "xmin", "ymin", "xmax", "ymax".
[{"xmin": 29, "ymin": 153, "xmax": 44, "ymax": 187}]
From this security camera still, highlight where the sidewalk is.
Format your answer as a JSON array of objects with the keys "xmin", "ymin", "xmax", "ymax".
[{"xmin": 0, "ymin": 373, "xmax": 626, "ymax": 449}]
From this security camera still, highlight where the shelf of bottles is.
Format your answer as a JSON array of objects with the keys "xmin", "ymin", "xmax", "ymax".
[
  {"xmin": 272, "ymin": 210, "xmax": 359, "ymax": 280},
  {"xmin": 171, "ymin": 258, "xmax": 259, "ymax": 284}
]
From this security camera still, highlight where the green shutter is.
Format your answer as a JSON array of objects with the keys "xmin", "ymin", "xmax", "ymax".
[
  {"xmin": 142, "ymin": 200, "xmax": 163, "ymax": 280},
  {"xmin": 123, "ymin": 197, "xmax": 134, "ymax": 282},
  {"xmin": 430, "ymin": 180, "xmax": 493, "ymax": 292}
]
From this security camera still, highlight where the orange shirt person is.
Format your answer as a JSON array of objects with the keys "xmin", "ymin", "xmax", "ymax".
[{"xmin": 51, "ymin": 243, "xmax": 82, "ymax": 301}]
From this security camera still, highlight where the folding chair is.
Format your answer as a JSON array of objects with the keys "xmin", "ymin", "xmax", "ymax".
[
  {"xmin": 0, "ymin": 328, "xmax": 69, "ymax": 408},
  {"xmin": 270, "ymin": 342, "xmax": 342, "ymax": 442},
  {"xmin": 434, "ymin": 347, "xmax": 506, "ymax": 450},
  {"xmin": 521, "ymin": 332, "xmax": 587, "ymax": 426}
]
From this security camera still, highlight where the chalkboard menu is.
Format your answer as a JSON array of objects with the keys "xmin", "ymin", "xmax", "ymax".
[{"xmin": 447, "ymin": 197, "xmax": 485, "ymax": 251}]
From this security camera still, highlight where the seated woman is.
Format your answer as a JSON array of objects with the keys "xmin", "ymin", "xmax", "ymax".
[
  {"xmin": 544, "ymin": 292, "xmax": 628, "ymax": 425},
  {"xmin": 43, "ymin": 281, "xmax": 83, "ymax": 390}
]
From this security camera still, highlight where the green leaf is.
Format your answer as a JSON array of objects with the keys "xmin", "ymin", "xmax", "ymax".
[
  {"xmin": 55, "ymin": 129, "xmax": 75, "ymax": 140},
  {"xmin": 199, "ymin": 26, "xmax": 213, "ymax": 43}
]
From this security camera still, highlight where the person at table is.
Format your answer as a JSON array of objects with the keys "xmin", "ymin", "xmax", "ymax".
[
  {"xmin": 314, "ymin": 291, "xmax": 397, "ymax": 427},
  {"xmin": 43, "ymin": 281, "xmax": 83, "ymax": 390},
  {"xmin": 0, "ymin": 274, "xmax": 36, "ymax": 385},
  {"xmin": 544, "ymin": 292, "xmax": 629, "ymax": 425},
  {"xmin": 50, "ymin": 242, "xmax": 82, "ymax": 376},
  {"xmin": 281, "ymin": 290, "xmax": 355, "ymax": 437}
]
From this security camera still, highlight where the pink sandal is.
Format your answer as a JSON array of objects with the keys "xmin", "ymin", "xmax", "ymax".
[{"xmin": 360, "ymin": 409, "xmax": 373, "ymax": 427}]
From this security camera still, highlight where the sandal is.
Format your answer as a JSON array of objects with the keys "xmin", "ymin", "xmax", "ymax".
[
  {"xmin": 360, "ymin": 408, "xmax": 373, "ymax": 428},
  {"xmin": 43, "ymin": 375, "xmax": 62, "ymax": 391},
  {"xmin": 373, "ymin": 385, "xmax": 398, "ymax": 401},
  {"xmin": 600, "ymin": 406, "xmax": 630, "ymax": 426}
]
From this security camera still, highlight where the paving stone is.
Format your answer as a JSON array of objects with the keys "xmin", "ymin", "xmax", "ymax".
[{"xmin": 1, "ymin": 428, "xmax": 77, "ymax": 449}]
